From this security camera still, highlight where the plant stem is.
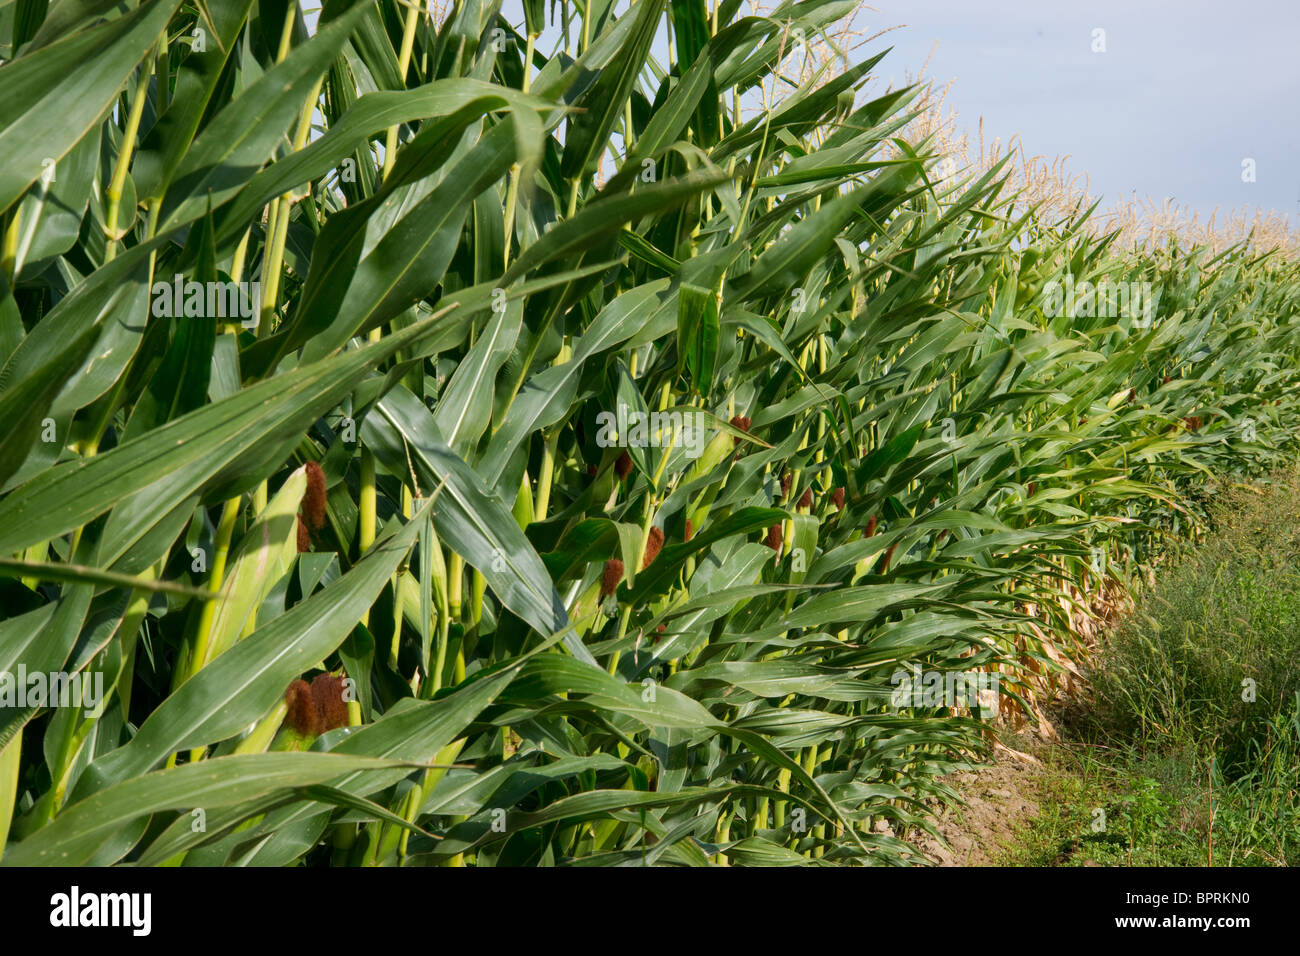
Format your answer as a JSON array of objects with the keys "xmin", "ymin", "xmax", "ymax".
[
  {"xmin": 189, "ymin": 497, "xmax": 242, "ymax": 678},
  {"xmin": 1, "ymin": 210, "xmax": 20, "ymax": 286},
  {"xmin": 390, "ymin": 485, "xmax": 412, "ymax": 668},
  {"xmin": 359, "ymin": 447, "xmax": 377, "ymax": 627},
  {"xmin": 534, "ymin": 433, "xmax": 558, "ymax": 520},
  {"xmin": 259, "ymin": 78, "xmax": 321, "ymax": 333},
  {"xmin": 104, "ymin": 38, "xmax": 158, "ymax": 259},
  {"xmin": 383, "ymin": 0, "xmax": 423, "ymax": 180}
]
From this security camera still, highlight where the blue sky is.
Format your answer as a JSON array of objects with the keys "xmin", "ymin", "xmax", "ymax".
[
  {"xmin": 838, "ymin": 0, "xmax": 1299, "ymax": 225},
  {"xmin": 494, "ymin": 0, "xmax": 1297, "ymax": 226}
]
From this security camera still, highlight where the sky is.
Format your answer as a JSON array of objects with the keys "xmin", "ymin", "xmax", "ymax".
[
  {"xmin": 491, "ymin": 0, "xmax": 1298, "ymax": 227},
  {"xmin": 865, "ymin": 0, "xmax": 1299, "ymax": 226}
]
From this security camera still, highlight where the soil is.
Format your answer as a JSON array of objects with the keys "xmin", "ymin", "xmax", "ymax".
[{"xmin": 915, "ymin": 741, "xmax": 1049, "ymax": 866}]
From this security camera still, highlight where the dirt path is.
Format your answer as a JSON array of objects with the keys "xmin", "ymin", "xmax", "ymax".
[{"xmin": 915, "ymin": 742, "xmax": 1048, "ymax": 866}]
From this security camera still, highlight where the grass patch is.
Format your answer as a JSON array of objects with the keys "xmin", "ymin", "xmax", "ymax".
[{"xmin": 1002, "ymin": 471, "xmax": 1300, "ymax": 867}]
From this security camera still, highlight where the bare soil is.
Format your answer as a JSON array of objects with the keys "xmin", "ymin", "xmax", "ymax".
[{"xmin": 915, "ymin": 742, "xmax": 1049, "ymax": 866}]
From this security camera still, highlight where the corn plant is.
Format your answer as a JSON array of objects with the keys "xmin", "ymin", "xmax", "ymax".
[{"xmin": 0, "ymin": 0, "xmax": 1298, "ymax": 867}]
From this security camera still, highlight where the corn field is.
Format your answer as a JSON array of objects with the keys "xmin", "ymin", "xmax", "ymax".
[{"xmin": 0, "ymin": 0, "xmax": 1297, "ymax": 867}]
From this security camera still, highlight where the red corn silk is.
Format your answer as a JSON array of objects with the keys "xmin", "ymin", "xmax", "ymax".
[
  {"xmin": 310, "ymin": 673, "xmax": 350, "ymax": 733},
  {"xmin": 615, "ymin": 451, "xmax": 634, "ymax": 480},
  {"xmin": 302, "ymin": 460, "xmax": 328, "ymax": 531},
  {"xmin": 284, "ymin": 679, "xmax": 319, "ymax": 736},
  {"xmin": 600, "ymin": 558, "xmax": 625, "ymax": 599},
  {"xmin": 642, "ymin": 527, "xmax": 664, "ymax": 569},
  {"xmin": 879, "ymin": 542, "xmax": 898, "ymax": 574}
]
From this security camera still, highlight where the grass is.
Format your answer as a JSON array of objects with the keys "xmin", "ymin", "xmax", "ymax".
[{"xmin": 1000, "ymin": 472, "xmax": 1300, "ymax": 867}]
